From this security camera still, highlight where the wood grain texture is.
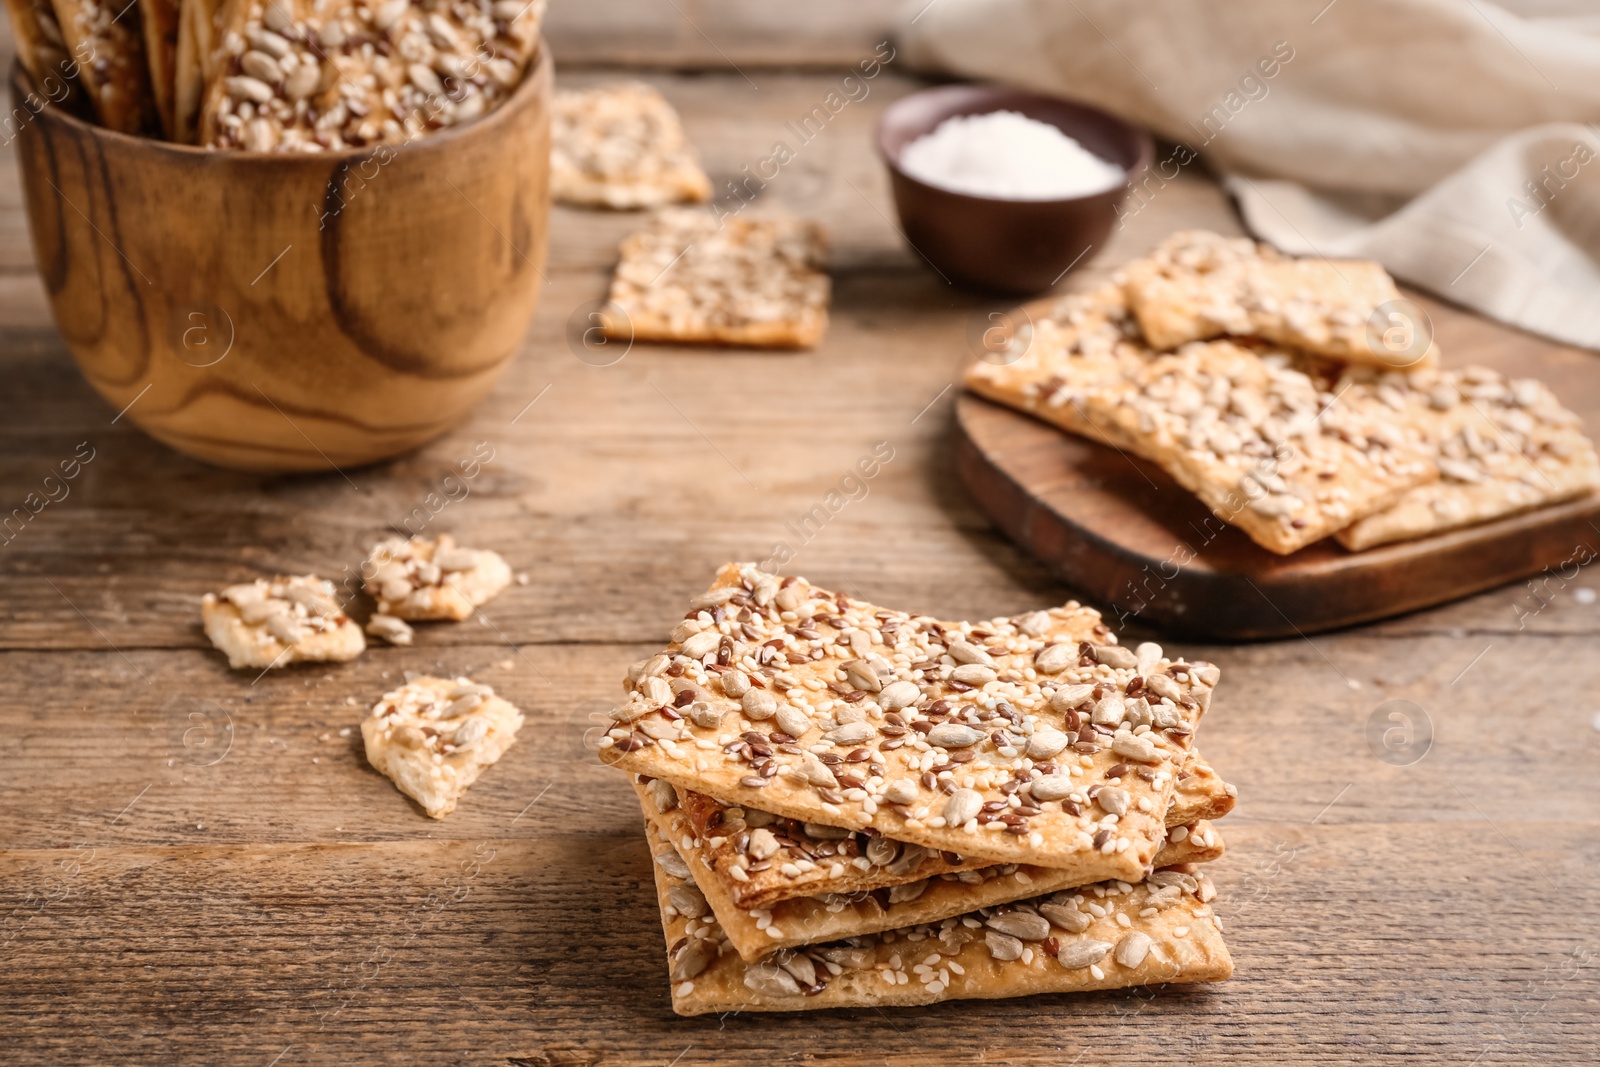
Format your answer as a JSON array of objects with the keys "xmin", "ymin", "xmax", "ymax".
[
  {"xmin": 7, "ymin": 46, "xmax": 552, "ymax": 472},
  {"xmin": 0, "ymin": 30, "xmax": 1597, "ymax": 1066}
]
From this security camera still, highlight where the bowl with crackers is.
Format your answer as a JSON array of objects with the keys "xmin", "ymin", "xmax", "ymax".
[{"xmin": 6, "ymin": 0, "xmax": 552, "ymax": 472}]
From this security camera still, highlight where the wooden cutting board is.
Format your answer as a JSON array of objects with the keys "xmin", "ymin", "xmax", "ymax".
[{"xmin": 953, "ymin": 296, "xmax": 1600, "ymax": 640}]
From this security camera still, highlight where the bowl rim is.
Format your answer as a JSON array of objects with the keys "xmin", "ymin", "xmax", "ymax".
[
  {"xmin": 6, "ymin": 36, "xmax": 551, "ymax": 164},
  {"xmin": 875, "ymin": 81, "xmax": 1153, "ymax": 207}
]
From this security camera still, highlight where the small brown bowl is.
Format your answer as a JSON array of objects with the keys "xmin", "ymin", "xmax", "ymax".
[
  {"xmin": 877, "ymin": 84, "xmax": 1151, "ymax": 294},
  {"xmin": 9, "ymin": 44, "xmax": 552, "ymax": 473}
]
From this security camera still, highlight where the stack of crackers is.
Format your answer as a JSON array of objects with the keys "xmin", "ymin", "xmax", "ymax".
[
  {"xmin": 4, "ymin": 0, "xmax": 546, "ymax": 148},
  {"xmin": 599, "ymin": 563, "xmax": 1237, "ymax": 1015},
  {"xmin": 967, "ymin": 231, "xmax": 1600, "ymax": 554}
]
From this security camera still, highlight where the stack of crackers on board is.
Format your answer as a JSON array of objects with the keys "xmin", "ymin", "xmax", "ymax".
[
  {"xmin": 966, "ymin": 231, "xmax": 1600, "ymax": 553},
  {"xmin": 598, "ymin": 563, "xmax": 1237, "ymax": 1015},
  {"xmin": 548, "ymin": 80, "xmax": 831, "ymax": 349},
  {"xmin": 3, "ymin": 0, "xmax": 547, "ymax": 148}
]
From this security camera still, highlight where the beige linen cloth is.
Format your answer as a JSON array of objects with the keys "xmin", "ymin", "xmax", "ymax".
[{"xmin": 900, "ymin": 0, "xmax": 1600, "ymax": 349}]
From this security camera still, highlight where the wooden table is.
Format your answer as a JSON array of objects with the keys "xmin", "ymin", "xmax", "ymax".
[{"xmin": 3, "ymin": 7, "xmax": 1596, "ymax": 1065}]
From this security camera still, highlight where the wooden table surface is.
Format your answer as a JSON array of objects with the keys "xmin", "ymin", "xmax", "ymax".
[{"xmin": 3, "ymin": 7, "xmax": 1597, "ymax": 1065}]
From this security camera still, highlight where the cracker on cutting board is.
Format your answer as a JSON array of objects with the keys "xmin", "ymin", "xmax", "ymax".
[
  {"xmin": 360, "ymin": 676, "xmax": 524, "ymax": 818},
  {"xmin": 198, "ymin": 0, "xmax": 544, "ymax": 152},
  {"xmin": 646, "ymin": 821, "xmax": 1231, "ymax": 1015},
  {"xmin": 600, "ymin": 210, "xmax": 831, "ymax": 349},
  {"xmin": 652, "ymin": 749, "xmax": 1235, "ymax": 913},
  {"xmin": 201, "ymin": 575, "xmax": 365, "ymax": 669},
  {"xmin": 49, "ymin": 0, "xmax": 157, "ymax": 133},
  {"xmin": 552, "ymin": 82, "xmax": 712, "ymax": 209},
  {"xmin": 1334, "ymin": 365, "xmax": 1600, "ymax": 550},
  {"xmin": 137, "ymin": 0, "xmax": 180, "ymax": 138},
  {"xmin": 600, "ymin": 563, "xmax": 1219, "ymax": 884},
  {"xmin": 1121, "ymin": 229, "xmax": 1434, "ymax": 369},
  {"xmin": 639, "ymin": 778, "xmax": 1225, "ymax": 962},
  {"xmin": 362, "ymin": 533, "xmax": 512, "ymax": 622}
]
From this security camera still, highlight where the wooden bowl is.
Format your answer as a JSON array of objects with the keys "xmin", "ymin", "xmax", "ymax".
[
  {"xmin": 9, "ymin": 45, "xmax": 552, "ymax": 473},
  {"xmin": 876, "ymin": 84, "xmax": 1151, "ymax": 294}
]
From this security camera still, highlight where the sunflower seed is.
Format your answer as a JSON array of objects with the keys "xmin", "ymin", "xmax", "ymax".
[
  {"xmin": 637, "ymin": 718, "xmax": 678, "ymax": 741},
  {"xmin": 434, "ymin": 547, "xmax": 480, "ymax": 572},
  {"xmin": 746, "ymin": 828, "xmax": 780, "ymax": 860},
  {"xmin": 685, "ymin": 701, "xmax": 725, "ymax": 729},
  {"xmin": 668, "ymin": 883, "xmax": 708, "ymax": 918},
  {"xmin": 1016, "ymin": 610, "xmax": 1051, "ymax": 636},
  {"xmin": 1030, "ymin": 775, "xmax": 1074, "ymax": 802},
  {"xmin": 774, "ymin": 704, "xmax": 811, "ymax": 739},
  {"xmin": 1145, "ymin": 674, "xmax": 1182, "ymax": 702},
  {"xmin": 1056, "ymin": 940, "xmax": 1112, "ymax": 969},
  {"xmin": 261, "ymin": 1, "xmax": 292, "ymax": 31},
  {"xmin": 774, "ymin": 585, "xmax": 804, "ymax": 612},
  {"xmin": 380, "ymin": 577, "xmax": 412, "ymax": 602},
  {"xmin": 1035, "ymin": 643, "xmax": 1077, "ymax": 674},
  {"xmin": 881, "ymin": 779, "xmax": 919, "ymax": 805},
  {"xmin": 1115, "ymin": 931, "xmax": 1153, "ymax": 968},
  {"xmin": 948, "ymin": 640, "xmax": 993, "ymax": 666},
  {"xmin": 886, "ymin": 843, "xmax": 930, "ymax": 876},
  {"xmin": 240, "ymin": 51, "xmax": 282, "ymax": 84},
  {"xmin": 842, "ymin": 659, "xmax": 882, "ymax": 693},
  {"xmin": 985, "ymin": 930, "xmax": 1024, "ymax": 960},
  {"xmin": 1039, "ymin": 903, "xmax": 1090, "ymax": 932},
  {"xmin": 1111, "ymin": 734, "xmax": 1161, "ymax": 763},
  {"xmin": 246, "ymin": 28, "xmax": 290, "ymax": 58},
  {"xmin": 654, "ymin": 850, "xmax": 691, "ymax": 880},
  {"xmin": 647, "ymin": 778, "xmax": 678, "ymax": 813},
  {"xmin": 451, "ymin": 717, "xmax": 488, "ymax": 749},
  {"xmin": 680, "ymin": 630, "xmax": 721, "ymax": 660},
  {"xmin": 1092, "ymin": 644, "xmax": 1139, "ymax": 670},
  {"xmin": 745, "ymin": 966, "xmax": 806, "ymax": 998},
  {"xmin": 1025, "ymin": 727, "xmax": 1070, "ymax": 759},
  {"xmin": 1135, "ymin": 641, "xmax": 1164, "ymax": 676},
  {"xmin": 1096, "ymin": 786, "xmax": 1130, "ymax": 815},
  {"xmin": 878, "ymin": 680, "xmax": 920, "ymax": 712},
  {"xmin": 1050, "ymin": 684, "xmax": 1096, "ymax": 712},
  {"xmin": 887, "ymin": 880, "xmax": 927, "ymax": 904},
  {"xmin": 240, "ymin": 598, "xmax": 289, "ymax": 624},
  {"xmin": 366, "ymin": 614, "xmax": 413, "ymax": 645},
  {"xmin": 221, "ymin": 583, "xmax": 267, "ymax": 607},
  {"xmin": 752, "ymin": 577, "xmax": 779, "ymax": 606},
  {"xmin": 825, "ymin": 721, "xmax": 874, "ymax": 745},
  {"xmin": 864, "ymin": 836, "xmax": 899, "ymax": 866},
  {"xmin": 610, "ymin": 699, "xmax": 651, "ymax": 724},
  {"xmin": 670, "ymin": 938, "xmax": 715, "ymax": 981},
  {"xmin": 798, "ymin": 752, "xmax": 836, "ymax": 787},
  {"xmin": 373, "ymin": 0, "xmax": 409, "ymax": 31},
  {"xmin": 927, "ymin": 723, "xmax": 984, "ymax": 749},
  {"xmin": 944, "ymin": 788, "xmax": 982, "ymax": 826},
  {"xmin": 816, "ymin": 945, "xmax": 873, "ymax": 969},
  {"xmin": 951, "ymin": 664, "xmax": 997, "ymax": 686},
  {"xmin": 1123, "ymin": 697, "xmax": 1153, "ymax": 727},
  {"xmin": 1091, "ymin": 694, "xmax": 1126, "ymax": 726},
  {"xmin": 266, "ymin": 614, "xmax": 306, "ymax": 644},
  {"xmin": 778, "ymin": 953, "xmax": 817, "ymax": 986},
  {"xmin": 986, "ymin": 911, "xmax": 1050, "ymax": 941},
  {"xmin": 720, "ymin": 669, "xmax": 751, "ymax": 697},
  {"xmin": 742, "ymin": 689, "xmax": 777, "ymax": 720},
  {"xmin": 803, "ymin": 821, "xmax": 851, "ymax": 841},
  {"xmin": 689, "ymin": 587, "xmax": 737, "ymax": 610}
]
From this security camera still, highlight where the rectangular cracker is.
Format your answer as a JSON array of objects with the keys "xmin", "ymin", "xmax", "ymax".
[
  {"xmin": 647, "ymin": 821, "xmax": 1232, "ymax": 1015},
  {"xmin": 1121, "ymin": 229, "xmax": 1434, "ymax": 369},
  {"xmin": 646, "ymin": 748, "xmax": 1235, "ymax": 912},
  {"xmin": 552, "ymin": 82, "xmax": 712, "ymax": 209},
  {"xmin": 49, "ymin": 0, "xmax": 157, "ymax": 133},
  {"xmin": 199, "ymin": 0, "xmax": 544, "ymax": 151},
  {"xmin": 360, "ymin": 675, "xmax": 524, "ymax": 818},
  {"xmin": 599, "ymin": 563, "xmax": 1220, "ymax": 885},
  {"xmin": 137, "ymin": 0, "xmax": 180, "ymax": 137},
  {"xmin": 599, "ymin": 210, "xmax": 830, "ymax": 349},
  {"xmin": 640, "ymin": 780, "xmax": 1225, "ymax": 962},
  {"xmin": 1334, "ymin": 365, "xmax": 1600, "ymax": 550}
]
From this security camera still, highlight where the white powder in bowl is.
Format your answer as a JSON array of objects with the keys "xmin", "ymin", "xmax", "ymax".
[{"xmin": 897, "ymin": 110, "xmax": 1125, "ymax": 201}]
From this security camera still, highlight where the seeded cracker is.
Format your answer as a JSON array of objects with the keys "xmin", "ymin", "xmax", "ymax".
[
  {"xmin": 1121, "ymin": 230, "xmax": 1436, "ymax": 369},
  {"xmin": 199, "ymin": 0, "xmax": 545, "ymax": 152},
  {"xmin": 653, "ymin": 750, "xmax": 1235, "ymax": 913},
  {"xmin": 48, "ymin": 0, "xmax": 158, "ymax": 133},
  {"xmin": 138, "ymin": 0, "xmax": 181, "ymax": 136},
  {"xmin": 173, "ymin": 0, "xmax": 224, "ymax": 143},
  {"xmin": 362, "ymin": 533, "xmax": 512, "ymax": 621},
  {"xmin": 600, "ymin": 563, "xmax": 1219, "ymax": 883},
  {"xmin": 647, "ymin": 821, "xmax": 1231, "ymax": 1015},
  {"xmin": 600, "ymin": 210, "xmax": 831, "ymax": 349},
  {"xmin": 6, "ymin": 0, "xmax": 79, "ymax": 96},
  {"xmin": 201, "ymin": 575, "xmax": 365, "ymax": 669},
  {"xmin": 551, "ymin": 82, "xmax": 713, "ymax": 209},
  {"xmin": 637, "ymin": 777, "xmax": 1225, "ymax": 962},
  {"xmin": 361, "ymin": 675, "xmax": 524, "ymax": 818},
  {"xmin": 1333, "ymin": 365, "xmax": 1600, "ymax": 550}
]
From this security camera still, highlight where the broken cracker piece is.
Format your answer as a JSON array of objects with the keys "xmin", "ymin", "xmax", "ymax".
[
  {"xmin": 638, "ymin": 777, "xmax": 1225, "ymax": 962},
  {"xmin": 363, "ymin": 533, "xmax": 512, "ymax": 621},
  {"xmin": 201, "ymin": 575, "xmax": 364, "ymax": 670},
  {"xmin": 646, "ymin": 820, "xmax": 1231, "ymax": 1015},
  {"xmin": 601, "ymin": 209, "xmax": 830, "ymax": 349},
  {"xmin": 600, "ymin": 563, "xmax": 1219, "ymax": 884},
  {"xmin": 361, "ymin": 675, "xmax": 523, "ymax": 818},
  {"xmin": 552, "ymin": 82, "xmax": 712, "ymax": 209},
  {"xmin": 1122, "ymin": 229, "xmax": 1431, "ymax": 368},
  {"xmin": 1334, "ymin": 365, "xmax": 1600, "ymax": 550}
]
